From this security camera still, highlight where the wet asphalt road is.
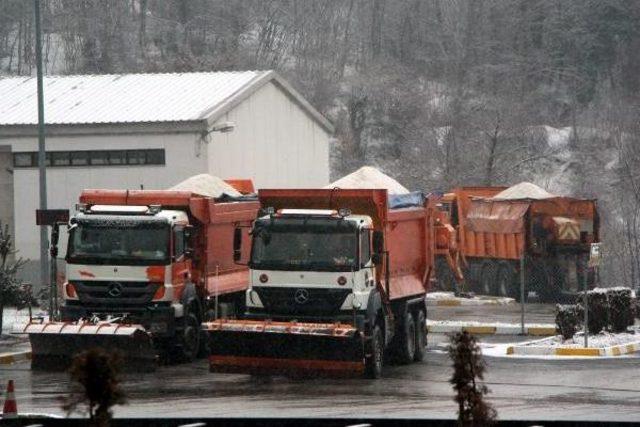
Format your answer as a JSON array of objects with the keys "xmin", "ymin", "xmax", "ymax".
[{"xmin": 2, "ymin": 304, "xmax": 640, "ymax": 422}]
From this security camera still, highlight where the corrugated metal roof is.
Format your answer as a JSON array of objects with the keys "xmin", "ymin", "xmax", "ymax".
[{"xmin": 0, "ymin": 71, "xmax": 269, "ymax": 125}]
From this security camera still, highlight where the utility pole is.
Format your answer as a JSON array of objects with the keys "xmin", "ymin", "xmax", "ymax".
[
  {"xmin": 520, "ymin": 255, "xmax": 525, "ymax": 334},
  {"xmin": 34, "ymin": 0, "xmax": 50, "ymax": 315}
]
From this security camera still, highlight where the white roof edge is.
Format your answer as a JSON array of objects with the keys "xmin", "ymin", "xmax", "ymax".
[
  {"xmin": 270, "ymin": 73, "xmax": 335, "ymax": 134},
  {"xmin": 202, "ymin": 71, "xmax": 335, "ymax": 135},
  {"xmin": 0, "ymin": 70, "xmax": 334, "ymax": 134}
]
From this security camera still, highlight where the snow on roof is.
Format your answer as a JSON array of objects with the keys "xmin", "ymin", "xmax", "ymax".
[
  {"xmin": 492, "ymin": 182, "xmax": 557, "ymax": 200},
  {"xmin": 0, "ymin": 71, "xmax": 333, "ymax": 132},
  {"xmin": 325, "ymin": 166, "xmax": 410, "ymax": 195},
  {"xmin": 169, "ymin": 174, "xmax": 241, "ymax": 199}
]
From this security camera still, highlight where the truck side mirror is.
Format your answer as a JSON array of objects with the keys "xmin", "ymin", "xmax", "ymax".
[
  {"xmin": 233, "ymin": 227, "xmax": 242, "ymax": 262},
  {"xmin": 372, "ymin": 230, "xmax": 384, "ymax": 255},
  {"xmin": 371, "ymin": 253, "xmax": 382, "ymax": 265},
  {"xmin": 184, "ymin": 225, "xmax": 194, "ymax": 257}
]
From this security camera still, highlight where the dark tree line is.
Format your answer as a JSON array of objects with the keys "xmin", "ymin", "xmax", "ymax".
[{"xmin": 1, "ymin": 0, "xmax": 640, "ymax": 286}]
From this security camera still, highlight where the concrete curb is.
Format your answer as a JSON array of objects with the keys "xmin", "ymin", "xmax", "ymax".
[
  {"xmin": 0, "ymin": 351, "xmax": 32, "ymax": 365},
  {"xmin": 426, "ymin": 297, "xmax": 515, "ymax": 307},
  {"xmin": 506, "ymin": 341, "xmax": 640, "ymax": 357},
  {"xmin": 426, "ymin": 321, "xmax": 557, "ymax": 336}
]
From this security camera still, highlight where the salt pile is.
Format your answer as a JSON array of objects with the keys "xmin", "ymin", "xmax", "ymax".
[
  {"xmin": 169, "ymin": 174, "xmax": 241, "ymax": 198},
  {"xmin": 492, "ymin": 182, "xmax": 557, "ymax": 200},
  {"xmin": 325, "ymin": 166, "xmax": 409, "ymax": 195}
]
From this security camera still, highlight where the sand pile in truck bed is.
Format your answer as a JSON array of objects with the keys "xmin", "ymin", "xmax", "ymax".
[
  {"xmin": 492, "ymin": 182, "xmax": 557, "ymax": 200},
  {"xmin": 169, "ymin": 174, "xmax": 241, "ymax": 198},
  {"xmin": 325, "ymin": 166, "xmax": 409, "ymax": 194}
]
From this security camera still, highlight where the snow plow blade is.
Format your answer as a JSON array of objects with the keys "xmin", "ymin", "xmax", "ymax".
[
  {"xmin": 25, "ymin": 322, "xmax": 157, "ymax": 372},
  {"xmin": 204, "ymin": 320, "xmax": 365, "ymax": 377}
]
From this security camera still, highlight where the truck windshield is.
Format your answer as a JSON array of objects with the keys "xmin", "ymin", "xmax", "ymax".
[
  {"xmin": 67, "ymin": 220, "xmax": 170, "ymax": 266},
  {"xmin": 250, "ymin": 217, "xmax": 358, "ymax": 272}
]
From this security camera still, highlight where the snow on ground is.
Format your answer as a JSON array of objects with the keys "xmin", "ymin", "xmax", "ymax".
[
  {"xmin": 544, "ymin": 125, "xmax": 572, "ymax": 150},
  {"xmin": 526, "ymin": 329, "xmax": 640, "ymax": 349},
  {"xmin": 478, "ymin": 342, "xmax": 638, "ymax": 359},
  {"xmin": 476, "ymin": 327, "xmax": 640, "ymax": 360},
  {"xmin": 1, "ymin": 307, "xmax": 44, "ymax": 335},
  {"xmin": 426, "ymin": 291, "xmax": 514, "ymax": 305},
  {"xmin": 426, "ymin": 319, "xmax": 554, "ymax": 328},
  {"xmin": 427, "ymin": 291, "xmax": 460, "ymax": 300}
]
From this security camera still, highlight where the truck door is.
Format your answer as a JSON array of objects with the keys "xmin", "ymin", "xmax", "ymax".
[{"xmin": 360, "ymin": 228, "xmax": 375, "ymax": 287}]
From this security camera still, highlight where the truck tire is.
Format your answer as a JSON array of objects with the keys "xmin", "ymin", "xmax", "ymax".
[
  {"xmin": 413, "ymin": 309, "xmax": 427, "ymax": 362},
  {"xmin": 176, "ymin": 312, "xmax": 201, "ymax": 363},
  {"xmin": 479, "ymin": 262, "xmax": 496, "ymax": 296},
  {"xmin": 397, "ymin": 311, "xmax": 416, "ymax": 365},
  {"xmin": 436, "ymin": 257, "xmax": 457, "ymax": 292},
  {"xmin": 496, "ymin": 263, "xmax": 515, "ymax": 298},
  {"xmin": 365, "ymin": 325, "xmax": 384, "ymax": 379},
  {"xmin": 532, "ymin": 261, "xmax": 559, "ymax": 303}
]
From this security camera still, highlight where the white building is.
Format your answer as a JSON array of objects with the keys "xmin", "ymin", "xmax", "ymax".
[{"xmin": 0, "ymin": 71, "xmax": 333, "ymax": 284}]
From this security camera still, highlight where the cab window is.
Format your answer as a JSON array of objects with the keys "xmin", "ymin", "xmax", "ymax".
[
  {"xmin": 173, "ymin": 227, "xmax": 185, "ymax": 259},
  {"xmin": 360, "ymin": 229, "xmax": 371, "ymax": 267}
]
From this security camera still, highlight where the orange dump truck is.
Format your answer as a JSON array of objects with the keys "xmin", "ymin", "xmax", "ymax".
[
  {"xmin": 435, "ymin": 185, "xmax": 599, "ymax": 301},
  {"xmin": 26, "ymin": 184, "xmax": 259, "ymax": 370},
  {"xmin": 204, "ymin": 189, "xmax": 436, "ymax": 378}
]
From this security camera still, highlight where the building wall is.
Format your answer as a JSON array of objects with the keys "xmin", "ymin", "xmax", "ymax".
[
  {"xmin": 207, "ymin": 81, "xmax": 330, "ymax": 188},
  {"xmin": 6, "ymin": 132, "xmax": 206, "ymax": 277},
  {"xmin": 0, "ymin": 146, "xmax": 14, "ymax": 252}
]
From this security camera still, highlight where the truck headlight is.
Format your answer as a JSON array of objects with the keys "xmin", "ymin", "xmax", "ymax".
[
  {"xmin": 352, "ymin": 296, "xmax": 362, "ymax": 309},
  {"xmin": 248, "ymin": 289, "xmax": 263, "ymax": 308}
]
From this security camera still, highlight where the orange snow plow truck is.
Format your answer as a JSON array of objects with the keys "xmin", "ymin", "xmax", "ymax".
[
  {"xmin": 204, "ymin": 188, "xmax": 445, "ymax": 378},
  {"xmin": 25, "ymin": 184, "xmax": 259, "ymax": 371},
  {"xmin": 434, "ymin": 184, "xmax": 599, "ymax": 301}
]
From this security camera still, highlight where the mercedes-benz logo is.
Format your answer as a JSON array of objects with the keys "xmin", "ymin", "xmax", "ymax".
[
  {"xmin": 107, "ymin": 282, "xmax": 123, "ymax": 298},
  {"xmin": 294, "ymin": 288, "xmax": 310, "ymax": 305}
]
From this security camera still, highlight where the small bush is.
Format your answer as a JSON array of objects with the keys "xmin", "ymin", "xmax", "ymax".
[
  {"xmin": 555, "ymin": 304, "xmax": 583, "ymax": 340},
  {"xmin": 608, "ymin": 288, "xmax": 633, "ymax": 333}
]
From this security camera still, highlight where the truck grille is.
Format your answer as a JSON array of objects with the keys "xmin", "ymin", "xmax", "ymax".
[
  {"xmin": 74, "ymin": 281, "xmax": 159, "ymax": 306},
  {"xmin": 255, "ymin": 287, "xmax": 351, "ymax": 316}
]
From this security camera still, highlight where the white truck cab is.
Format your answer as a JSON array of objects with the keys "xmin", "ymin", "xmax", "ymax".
[
  {"xmin": 62, "ymin": 204, "xmax": 192, "ymax": 330},
  {"xmin": 244, "ymin": 209, "xmax": 379, "ymax": 321}
]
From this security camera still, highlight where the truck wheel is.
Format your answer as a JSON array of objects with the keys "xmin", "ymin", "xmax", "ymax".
[
  {"xmin": 479, "ymin": 263, "xmax": 496, "ymax": 296},
  {"xmin": 397, "ymin": 312, "xmax": 416, "ymax": 365},
  {"xmin": 496, "ymin": 263, "xmax": 514, "ymax": 298},
  {"xmin": 365, "ymin": 325, "xmax": 384, "ymax": 379},
  {"xmin": 413, "ymin": 310, "xmax": 427, "ymax": 362},
  {"xmin": 177, "ymin": 312, "xmax": 201, "ymax": 363},
  {"xmin": 436, "ymin": 257, "xmax": 456, "ymax": 292},
  {"xmin": 532, "ymin": 261, "xmax": 559, "ymax": 303}
]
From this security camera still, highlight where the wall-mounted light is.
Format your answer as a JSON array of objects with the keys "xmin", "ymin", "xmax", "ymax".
[
  {"xmin": 201, "ymin": 121, "xmax": 236, "ymax": 142},
  {"xmin": 197, "ymin": 121, "xmax": 237, "ymax": 156}
]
